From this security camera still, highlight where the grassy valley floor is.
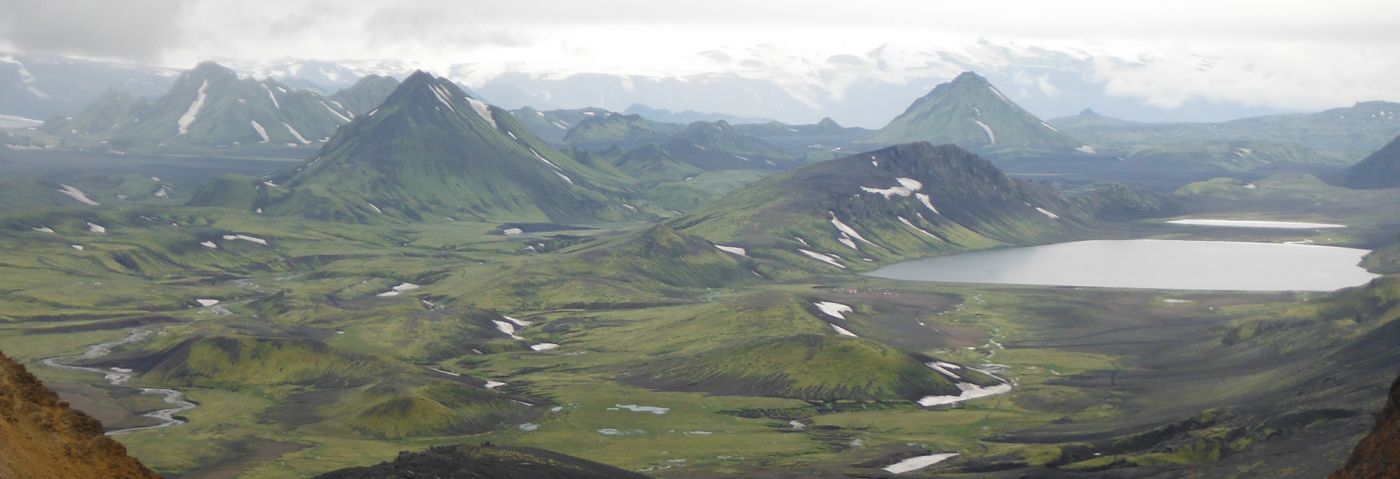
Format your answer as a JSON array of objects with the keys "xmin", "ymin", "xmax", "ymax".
[{"xmin": 1, "ymin": 165, "xmax": 1398, "ymax": 477}]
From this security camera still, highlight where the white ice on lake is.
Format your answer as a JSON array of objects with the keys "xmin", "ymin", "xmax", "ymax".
[
  {"xmin": 484, "ymin": 380, "xmax": 506, "ymax": 389},
  {"xmin": 1035, "ymin": 207, "xmax": 1060, "ymax": 219},
  {"xmin": 200, "ymin": 241, "xmax": 217, "ymax": 249},
  {"xmin": 830, "ymin": 323, "xmax": 859, "ymax": 337},
  {"xmin": 530, "ymin": 343, "xmax": 559, "ymax": 351},
  {"xmin": 32, "ymin": 226, "xmax": 54, "ymax": 234},
  {"xmin": 195, "ymin": 299, "xmax": 219, "ymax": 307},
  {"xmin": 87, "ymin": 222, "xmax": 106, "ymax": 233}
]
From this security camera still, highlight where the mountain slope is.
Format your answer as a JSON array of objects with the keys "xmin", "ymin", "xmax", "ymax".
[
  {"xmin": 45, "ymin": 61, "xmax": 370, "ymax": 150},
  {"xmin": 1344, "ymin": 134, "xmax": 1400, "ymax": 189},
  {"xmin": 661, "ymin": 120, "xmax": 794, "ymax": 170},
  {"xmin": 1052, "ymin": 102, "xmax": 1400, "ymax": 157},
  {"xmin": 582, "ymin": 144, "xmax": 702, "ymax": 182},
  {"xmin": 562, "ymin": 112, "xmax": 680, "ymax": 151},
  {"xmin": 40, "ymin": 89, "xmax": 149, "ymax": 136},
  {"xmin": 265, "ymin": 71, "xmax": 636, "ymax": 223},
  {"xmin": 313, "ymin": 444, "xmax": 651, "ymax": 479},
  {"xmin": 330, "ymin": 75, "xmax": 400, "ymax": 115},
  {"xmin": 734, "ymin": 117, "xmax": 874, "ymax": 151},
  {"xmin": 509, "ymin": 106, "xmax": 612, "ymax": 144},
  {"xmin": 865, "ymin": 72, "xmax": 1083, "ymax": 155},
  {"xmin": 673, "ymin": 142, "xmax": 1085, "ymax": 269},
  {"xmin": 0, "ymin": 351, "xmax": 159, "ymax": 479},
  {"xmin": 0, "ymin": 51, "xmax": 175, "ymax": 121}
]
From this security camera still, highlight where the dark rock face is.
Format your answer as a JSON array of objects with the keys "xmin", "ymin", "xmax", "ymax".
[{"xmin": 1331, "ymin": 373, "xmax": 1400, "ymax": 479}]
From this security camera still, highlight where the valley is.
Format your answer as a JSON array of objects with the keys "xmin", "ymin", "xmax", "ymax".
[
  {"xmin": 2, "ymin": 131, "xmax": 1398, "ymax": 477},
  {"xmin": 0, "ymin": 42, "xmax": 1398, "ymax": 478}
]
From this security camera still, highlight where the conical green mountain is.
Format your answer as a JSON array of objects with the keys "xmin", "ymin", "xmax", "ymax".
[
  {"xmin": 263, "ymin": 71, "xmax": 637, "ymax": 223},
  {"xmin": 47, "ymin": 61, "xmax": 363, "ymax": 148},
  {"xmin": 674, "ymin": 141, "xmax": 1084, "ymax": 268},
  {"xmin": 865, "ymin": 72, "xmax": 1083, "ymax": 155},
  {"xmin": 1344, "ymin": 134, "xmax": 1400, "ymax": 189}
]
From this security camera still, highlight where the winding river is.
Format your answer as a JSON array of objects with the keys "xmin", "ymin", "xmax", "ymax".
[{"xmin": 41, "ymin": 328, "xmax": 196, "ymax": 435}]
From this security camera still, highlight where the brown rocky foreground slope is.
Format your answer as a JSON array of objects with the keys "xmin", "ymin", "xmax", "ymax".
[
  {"xmin": 0, "ymin": 351, "xmax": 158, "ymax": 479},
  {"xmin": 1332, "ymin": 372, "xmax": 1400, "ymax": 478}
]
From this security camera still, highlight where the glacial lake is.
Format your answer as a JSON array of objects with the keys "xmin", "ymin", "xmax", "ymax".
[{"xmin": 867, "ymin": 240, "xmax": 1379, "ymax": 291}]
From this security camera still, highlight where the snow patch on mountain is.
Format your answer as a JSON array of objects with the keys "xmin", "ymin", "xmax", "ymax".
[
  {"xmin": 466, "ymin": 97, "xmax": 496, "ymax": 128},
  {"xmin": 250, "ymin": 120, "xmax": 269, "ymax": 143},
  {"xmin": 284, "ymin": 123, "xmax": 310, "ymax": 144},
  {"xmin": 798, "ymin": 249, "xmax": 844, "ymax": 268},
  {"xmin": 320, "ymin": 101, "xmax": 352, "ymax": 123},
  {"xmin": 972, "ymin": 118, "xmax": 996, "ymax": 144},
  {"xmin": 916, "ymin": 193, "xmax": 940, "ymax": 215},
  {"xmin": 56, "ymin": 184, "xmax": 100, "ymax": 206},
  {"xmin": 177, "ymin": 80, "xmax": 209, "ymax": 135},
  {"xmin": 714, "ymin": 244, "xmax": 747, "ymax": 256}
]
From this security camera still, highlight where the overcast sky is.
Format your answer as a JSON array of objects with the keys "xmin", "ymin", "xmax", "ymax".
[{"xmin": 2, "ymin": 0, "xmax": 1398, "ymax": 113}]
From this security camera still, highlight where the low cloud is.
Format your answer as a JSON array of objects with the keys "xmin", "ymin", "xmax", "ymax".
[{"xmin": 0, "ymin": 0, "xmax": 186, "ymax": 62}]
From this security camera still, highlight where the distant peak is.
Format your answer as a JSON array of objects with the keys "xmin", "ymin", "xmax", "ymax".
[
  {"xmin": 1078, "ymin": 108, "xmax": 1101, "ymax": 117},
  {"xmin": 403, "ymin": 70, "xmax": 437, "ymax": 83},
  {"xmin": 951, "ymin": 71, "xmax": 988, "ymax": 85},
  {"xmin": 190, "ymin": 61, "xmax": 236, "ymax": 78},
  {"xmin": 816, "ymin": 117, "xmax": 841, "ymax": 129}
]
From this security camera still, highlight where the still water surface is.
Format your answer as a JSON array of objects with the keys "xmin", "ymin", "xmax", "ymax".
[{"xmin": 868, "ymin": 240, "xmax": 1377, "ymax": 291}]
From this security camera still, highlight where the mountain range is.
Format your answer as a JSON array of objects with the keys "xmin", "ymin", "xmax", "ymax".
[
  {"xmin": 251, "ymin": 71, "xmax": 640, "ymax": 223},
  {"xmin": 43, "ymin": 62, "xmax": 378, "ymax": 151}
]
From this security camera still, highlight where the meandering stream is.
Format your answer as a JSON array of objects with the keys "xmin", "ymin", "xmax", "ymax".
[{"xmin": 41, "ymin": 328, "xmax": 196, "ymax": 435}]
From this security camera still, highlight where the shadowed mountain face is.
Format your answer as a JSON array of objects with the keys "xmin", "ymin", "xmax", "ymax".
[
  {"xmin": 1331, "ymin": 373, "xmax": 1400, "ymax": 479},
  {"xmin": 313, "ymin": 444, "xmax": 652, "ymax": 479},
  {"xmin": 259, "ymin": 71, "xmax": 639, "ymax": 223},
  {"xmin": 0, "ymin": 351, "xmax": 159, "ymax": 479},
  {"xmin": 865, "ymin": 72, "xmax": 1083, "ymax": 156},
  {"xmin": 1344, "ymin": 134, "xmax": 1400, "ymax": 189}
]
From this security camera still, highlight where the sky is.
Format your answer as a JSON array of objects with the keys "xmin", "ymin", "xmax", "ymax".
[{"xmin": 2, "ymin": 0, "xmax": 1399, "ymax": 118}]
